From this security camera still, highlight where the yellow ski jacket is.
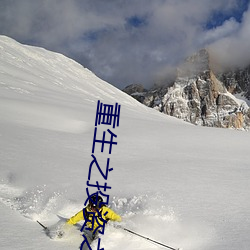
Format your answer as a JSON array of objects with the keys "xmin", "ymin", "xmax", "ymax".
[{"xmin": 67, "ymin": 205, "xmax": 121, "ymax": 233}]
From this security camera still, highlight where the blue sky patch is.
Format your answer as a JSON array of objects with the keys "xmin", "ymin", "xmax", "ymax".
[
  {"xmin": 206, "ymin": 0, "xmax": 249, "ymax": 29},
  {"xmin": 126, "ymin": 15, "xmax": 148, "ymax": 28}
]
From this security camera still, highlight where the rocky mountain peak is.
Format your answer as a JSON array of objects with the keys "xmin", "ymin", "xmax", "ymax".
[
  {"xmin": 123, "ymin": 49, "xmax": 250, "ymax": 130},
  {"xmin": 177, "ymin": 49, "xmax": 210, "ymax": 78}
]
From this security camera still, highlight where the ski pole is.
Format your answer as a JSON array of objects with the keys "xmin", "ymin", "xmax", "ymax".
[
  {"xmin": 122, "ymin": 227, "xmax": 180, "ymax": 250},
  {"xmin": 37, "ymin": 220, "xmax": 48, "ymax": 230}
]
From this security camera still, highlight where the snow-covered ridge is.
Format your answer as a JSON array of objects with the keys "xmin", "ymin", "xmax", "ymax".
[
  {"xmin": 0, "ymin": 35, "xmax": 158, "ymax": 133},
  {"xmin": 0, "ymin": 35, "xmax": 139, "ymax": 105}
]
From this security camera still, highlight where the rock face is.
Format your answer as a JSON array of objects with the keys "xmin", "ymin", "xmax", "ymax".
[
  {"xmin": 217, "ymin": 66, "xmax": 250, "ymax": 99},
  {"xmin": 123, "ymin": 84, "xmax": 147, "ymax": 103},
  {"xmin": 123, "ymin": 49, "xmax": 250, "ymax": 130}
]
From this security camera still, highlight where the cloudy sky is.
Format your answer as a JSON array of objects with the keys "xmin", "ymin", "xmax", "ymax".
[{"xmin": 0, "ymin": 0, "xmax": 249, "ymax": 89}]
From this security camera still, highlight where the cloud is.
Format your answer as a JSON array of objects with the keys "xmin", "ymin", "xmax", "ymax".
[
  {"xmin": 209, "ymin": 3, "xmax": 250, "ymax": 69},
  {"xmin": 200, "ymin": 18, "xmax": 240, "ymax": 45},
  {"xmin": 0, "ymin": 0, "xmax": 249, "ymax": 89}
]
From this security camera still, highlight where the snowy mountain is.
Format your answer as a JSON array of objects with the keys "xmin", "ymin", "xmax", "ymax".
[
  {"xmin": 1, "ymin": 36, "xmax": 250, "ymax": 250},
  {"xmin": 124, "ymin": 49, "xmax": 250, "ymax": 130}
]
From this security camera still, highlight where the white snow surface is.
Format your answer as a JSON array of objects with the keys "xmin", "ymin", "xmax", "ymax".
[{"xmin": 0, "ymin": 36, "xmax": 250, "ymax": 250}]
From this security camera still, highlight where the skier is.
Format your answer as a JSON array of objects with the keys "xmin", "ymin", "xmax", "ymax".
[{"xmin": 67, "ymin": 194, "xmax": 122, "ymax": 239}]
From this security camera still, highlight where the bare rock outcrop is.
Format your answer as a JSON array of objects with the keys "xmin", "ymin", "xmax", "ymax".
[{"xmin": 123, "ymin": 49, "xmax": 250, "ymax": 130}]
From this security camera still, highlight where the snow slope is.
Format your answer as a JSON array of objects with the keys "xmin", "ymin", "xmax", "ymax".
[{"xmin": 0, "ymin": 36, "xmax": 250, "ymax": 250}]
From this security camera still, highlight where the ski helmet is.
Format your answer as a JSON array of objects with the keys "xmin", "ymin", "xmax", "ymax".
[{"xmin": 89, "ymin": 194, "xmax": 103, "ymax": 209}]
